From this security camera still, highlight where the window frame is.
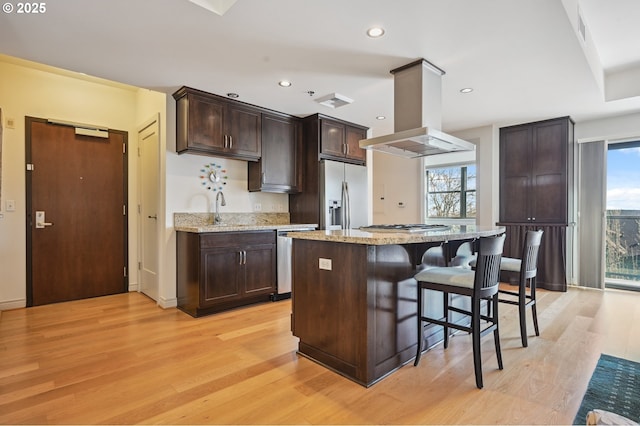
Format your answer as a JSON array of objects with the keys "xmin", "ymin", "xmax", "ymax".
[{"xmin": 424, "ymin": 163, "xmax": 476, "ymax": 222}]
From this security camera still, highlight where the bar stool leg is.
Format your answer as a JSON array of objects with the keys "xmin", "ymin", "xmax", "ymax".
[
  {"xmin": 493, "ymin": 294, "xmax": 503, "ymax": 370},
  {"xmin": 531, "ymin": 277, "xmax": 540, "ymax": 336},
  {"xmin": 519, "ymin": 281, "xmax": 528, "ymax": 347},
  {"xmin": 414, "ymin": 284, "xmax": 424, "ymax": 366},
  {"xmin": 443, "ymin": 291, "xmax": 450, "ymax": 348},
  {"xmin": 472, "ymin": 297, "xmax": 483, "ymax": 389}
]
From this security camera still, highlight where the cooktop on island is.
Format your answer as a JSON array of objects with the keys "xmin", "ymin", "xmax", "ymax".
[{"xmin": 359, "ymin": 224, "xmax": 451, "ymax": 233}]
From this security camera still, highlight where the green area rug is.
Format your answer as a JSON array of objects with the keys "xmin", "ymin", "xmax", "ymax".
[{"xmin": 573, "ymin": 354, "xmax": 640, "ymax": 425}]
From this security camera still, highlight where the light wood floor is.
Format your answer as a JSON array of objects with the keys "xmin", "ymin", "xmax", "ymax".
[{"xmin": 1, "ymin": 286, "xmax": 639, "ymax": 425}]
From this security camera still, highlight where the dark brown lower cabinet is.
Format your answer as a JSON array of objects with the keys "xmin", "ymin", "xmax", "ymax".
[{"xmin": 177, "ymin": 231, "xmax": 276, "ymax": 317}]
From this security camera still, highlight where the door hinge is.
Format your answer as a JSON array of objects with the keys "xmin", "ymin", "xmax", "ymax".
[
  {"xmin": 138, "ymin": 261, "xmax": 142, "ymax": 270},
  {"xmin": 123, "ymin": 205, "xmax": 126, "ymax": 216},
  {"xmin": 26, "ymin": 163, "xmax": 34, "ymax": 171},
  {"xmin": 124, "ymin": 266, "xmax": 127, "ymax": 277},
  {"xmin": 138, "ymin": 204, "xmax": 141, "ymax": 214},
  {"xmin": 123, "ymin": 143, "xmax": 126, "ymax": 154},
  {"xmin": 137, "ymin": 147, "xmax": 141, "ymax": 157}
]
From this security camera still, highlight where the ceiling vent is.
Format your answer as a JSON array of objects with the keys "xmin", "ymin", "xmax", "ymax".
[
  {"xmin": 315, "ymin": 92, "xmax": 354, "ymax": 109},
  {"xmin": 578, "ymin": 8, "xmax": 587, "ymax": 42}
]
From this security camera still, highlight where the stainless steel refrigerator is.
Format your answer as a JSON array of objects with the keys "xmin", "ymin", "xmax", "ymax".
[{"xmin": 319, "ymin": 159, "xmax": 368, "ymax": 230}]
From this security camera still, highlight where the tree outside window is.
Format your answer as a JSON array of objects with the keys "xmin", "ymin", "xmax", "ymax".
[{"xmin": 426, "ymin": 165, "xmax": 476, "ymax": 219}]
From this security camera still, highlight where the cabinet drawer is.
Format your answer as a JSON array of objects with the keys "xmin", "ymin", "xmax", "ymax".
[{"xmin": 199, "ymin": 231, "xmax": 275, "ymax": 249}]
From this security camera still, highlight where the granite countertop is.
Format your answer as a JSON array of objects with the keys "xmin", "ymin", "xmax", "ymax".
[
  {"xmin": 288, "ymin": 225, "xmax": 505, "ymax": 245},
  {"xmin": 174, "ymin": 212, "xmax": 316, "ymax": 233},
  {"xmin": 176, "ymin": 223, "xmax": 318, "ymax": 233}
]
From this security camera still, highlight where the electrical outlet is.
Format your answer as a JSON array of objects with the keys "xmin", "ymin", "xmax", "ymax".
[
  {"xmin": 6, "ymin": 117, "xmax": 15, "ymax": 129},
  {"xmin": 5, "ymin": 200, "xmax": 16, "ymax": 212},
  {"xmin": 254, "ymin": 203, "xmax": 262, "ymax": 211},
  {"xmin": 319, "ymin": 258, "xmax": 332, "ymax": 270}
]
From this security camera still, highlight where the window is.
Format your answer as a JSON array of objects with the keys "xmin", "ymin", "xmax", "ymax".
[{"xmin": 425, "ymin": 165, "xmax": 476, "ymax": 219}]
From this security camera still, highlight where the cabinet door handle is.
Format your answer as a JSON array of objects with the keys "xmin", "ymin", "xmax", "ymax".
[
  {"xmin": 345, "ymin": 143, "xmax": 349, "ymax": 155},
  {"xmin": 242, "ymin": 250, "xmax": 247, "ymax": 265},
  {"xmin": 229, "ymin": 135, "xmax": 233, "ymax": 148},
  {"xmin": 261, "ymin": 172, "xmax": 266, "ymax": 184},
  {"xmin": 223, "ymin": 135, "xmax": 228, "ymax": 148}
]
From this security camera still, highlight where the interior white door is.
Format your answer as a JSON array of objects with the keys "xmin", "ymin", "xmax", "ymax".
[{"xmin": 138, "ymin": 117, "xmax": 160, "ymax": 301}]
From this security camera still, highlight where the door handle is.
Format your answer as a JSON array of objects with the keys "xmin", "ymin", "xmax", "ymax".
[
  {"xmin": 148, "ymin": 215, "xmax": 157, "ymax": 219},
  {"xmin": 35, "ymin": 211, "xmax": 53, "ymax": 229}
]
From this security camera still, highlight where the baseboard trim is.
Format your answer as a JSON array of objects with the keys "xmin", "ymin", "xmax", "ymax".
[
  {"xmin": 0, "ymin": 298, "xmax": 26, "ymax": 311},
  {"xmin": 158, "ymin": 296, "xmax": 177, "ymax": 309}
]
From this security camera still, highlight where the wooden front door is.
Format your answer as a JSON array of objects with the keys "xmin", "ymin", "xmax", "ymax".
[{"xmin": 26, "ymin": 117, "xmax": 128, "ymax": 306}]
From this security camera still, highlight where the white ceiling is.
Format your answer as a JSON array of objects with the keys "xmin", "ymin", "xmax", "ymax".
[{"xmin": 1, "ymin": 0, "xmax": 639, "ymax": 137}]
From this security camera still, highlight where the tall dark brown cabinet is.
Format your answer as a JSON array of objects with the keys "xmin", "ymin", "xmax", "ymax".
[{"xmin": 499, "ymin": 116, "xmax": 574, "ymax": 291}]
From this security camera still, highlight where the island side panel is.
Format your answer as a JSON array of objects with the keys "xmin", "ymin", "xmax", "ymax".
[
  {"xmin": 292, "ymin": 239, "xmax": 369, "ymax": 384},
  {"xmin": 367, "ymin": 244, "xmax": 422, "ymax": 383}
]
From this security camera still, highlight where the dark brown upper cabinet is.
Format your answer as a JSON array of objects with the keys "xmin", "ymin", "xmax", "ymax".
[
  {"xmin": 499, "ymin": 116, "xmax": 574, "ymax": 225},
  {"xmin": 173, "ymin": 86, "xmax": 262, "ymax": 161},
  {"xmin": 308, "ymin": 114, "xmax": 368, "ymax": 165},
  {"xmin": 248, "ymin": 112, "xmax": 302, "ymax": 193}
]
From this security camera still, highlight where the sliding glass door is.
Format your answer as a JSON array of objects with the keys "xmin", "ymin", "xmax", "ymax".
[{"xmin": 605, "ymin": 141, "xmax": 640, "ymax": 290}]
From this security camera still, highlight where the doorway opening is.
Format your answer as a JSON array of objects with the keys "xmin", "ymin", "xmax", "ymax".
[{"xmin": 605, "ymin": 140, "xmax": 640, "ymax": 291}]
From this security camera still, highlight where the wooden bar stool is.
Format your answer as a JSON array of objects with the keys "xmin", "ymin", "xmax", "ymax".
[
  {"xmin": 414, "ymin": 234, "xmax": 506, "ymax": 389},
  {"xmin": 498, "ymin": 229, "xmax": 544, "ymax": 347},
  {"xmin": 471, "ymin": 229, "xmax": 543, "ymax": 347}
]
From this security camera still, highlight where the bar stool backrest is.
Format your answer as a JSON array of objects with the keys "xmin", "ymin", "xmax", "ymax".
[
  {"xmin": 521, "ymin": 230, "xmax": 544, "ymax": 281},
  {"xmin": 474, "ymin": 234, "xmax": 506, "ymax": 298}
]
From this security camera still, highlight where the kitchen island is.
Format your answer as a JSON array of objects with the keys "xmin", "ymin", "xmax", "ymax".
[{"xmin": 290, "ymin": 225, "xmax": 504, "ymax": 387}]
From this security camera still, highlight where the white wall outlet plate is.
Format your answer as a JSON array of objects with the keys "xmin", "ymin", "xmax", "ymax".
[{"xmin": 319, "ymin": 258, "xmax": 332, "ymax": 270}]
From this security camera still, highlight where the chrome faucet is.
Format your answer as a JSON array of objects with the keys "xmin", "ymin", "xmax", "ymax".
[{"xmin": 214, "ymin": 191, "xmax": 226, "ymax": 224}]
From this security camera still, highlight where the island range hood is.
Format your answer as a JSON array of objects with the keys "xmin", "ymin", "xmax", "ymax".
[{"xmin": 360, "ymin": 58, "xmax": 475, "ymax": 158}]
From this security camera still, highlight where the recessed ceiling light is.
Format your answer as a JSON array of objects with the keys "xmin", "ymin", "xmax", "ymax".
[
  {"xmin": 376, "ymin": 116, "xmax": 386, "ymax": 120},
  {"xmin": 460, "ymin": 88, "xmax": 474, "ymax": 94},
  {"xmin": 367, "ymin": 27, "xmax": 385, "ymax": 38},
  {"xmin": 278, "ymin": 80, "xmax": 292, "ymax": 87},
  {"xmin": 227, "ymin": 92, "xmax": 239, "ymax": 98}
]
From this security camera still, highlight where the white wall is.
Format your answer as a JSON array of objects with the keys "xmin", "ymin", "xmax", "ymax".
[{"xmin": 371, "ymin": 152, "xmax": 422, "ymax": 224}]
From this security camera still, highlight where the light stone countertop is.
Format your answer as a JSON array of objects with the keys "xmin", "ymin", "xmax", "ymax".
[
  {"xmin": 175, "ymin": 223, "xmax": 318, "ymax": 233},
  {"xmin": 174, "ymin": 212, "xmax": 316, "ymax": 233},
  {"xmin": 288, "ymin": 225, "xmax": 505, "ymax": 245}
]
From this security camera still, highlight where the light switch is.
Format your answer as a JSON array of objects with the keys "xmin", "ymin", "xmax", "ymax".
[
  {"xmin": 319, "ymin": 258, "xmax": 332, "ymax": 270},
  {"xmin": 6, "ymin": 200, "xmax": 15, "ymax": 212}
]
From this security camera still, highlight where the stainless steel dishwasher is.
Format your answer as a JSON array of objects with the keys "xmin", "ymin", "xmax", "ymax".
[{"xmin": 273, "ymin": 227, "xmax": 315, "ymax": 301}]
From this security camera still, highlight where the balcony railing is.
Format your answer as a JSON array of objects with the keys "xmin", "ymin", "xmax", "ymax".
[{"xmin": 606, "ymin": 210, "xmax": 640, "ymax": 285}]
